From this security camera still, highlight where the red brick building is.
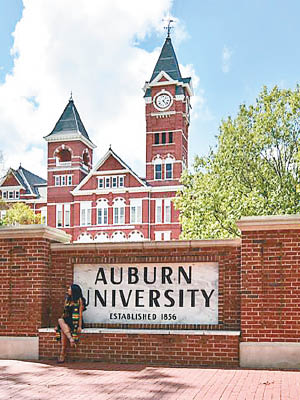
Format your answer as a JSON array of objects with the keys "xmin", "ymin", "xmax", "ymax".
[{"xmin": 0, "ymin": 36, "xmax": 193, "ymax": 242}]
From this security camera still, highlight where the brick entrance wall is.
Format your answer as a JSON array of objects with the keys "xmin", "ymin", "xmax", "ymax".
[{"xmin": 2, "ymin": 215, "xmax": 300, "ymax": 367}]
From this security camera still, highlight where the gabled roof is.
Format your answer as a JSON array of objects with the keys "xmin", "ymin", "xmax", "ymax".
[
  {"xmin": 150, "ymin": 37, "xmax": 182, "ymax": 82},
  {"xmin": 45, "ymin": 98, "xmax": 90, "ymax": 140},
  {"xmin": 73, "ymin": 147, "xmax": 148, "ymax": 193},
  {"xmin": 0, "ymin": 166, "xmax": 46, "ymax": 197}
]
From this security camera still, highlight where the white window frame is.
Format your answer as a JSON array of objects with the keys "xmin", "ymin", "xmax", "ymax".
[
  {"xmin": 67, "ymin": 175, "xmax": 72, "ymax": 186},
  {"xmin": 80, "ymin": 202, "xmax": 92, "ymax": 226},
  {"xmin": 105, "ymin": 177, "xmax": 110, "ymax": 188},
  {"xmin": 2, "ymin": 191, "xmax": 7, "ymax": 199},
  {"xmin": 119, "ymin": 176, "xmax": 124, "ymax": 188},
  {"xmin": 155, "ymin": 199, "xmax": 162, "ymax": 223},
  {"xmin": 130, "ymin": 199, "xmax": 142, "ymax": 224},
  {"xmin": 98, "ymin": 177, "xmax": 104, "ymax": 189},
  {"xmin": 15, "ymin": 191, "xmax": 20, "ymax": 199},
  {"xmin": 64, "ymin": 204, "xmax": 70, "ymax": 227},
  {"xmin": 113, "ymin": 198, "xmax": 125, "ymax": 225},
  {"xmin": 155, "ymin": 164, "xmax": 162, "ymax": 180},
  {"xmin": 54, "ymin": 176, "xmax": 60, "ymax": 186},
  {"xmin": 165, "ymin": 163, "xmax": 173, "ymax": 180},
  {"xmin": 56, "ymin": 204, "xmax": 63, "ymax": 227},
  {"xmin": 164, "ymin": 199, "xmax": 171, "ymax": 223},
  {"xmin": 97, "ymin": 200, "xmax": 108, "ymax": 225},
  {"xmin": 112, "ymin": 176, "xmax": 117, "ymax": 188}
]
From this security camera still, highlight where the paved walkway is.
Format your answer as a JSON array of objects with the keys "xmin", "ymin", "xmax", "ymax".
[{"xmin": 1, "ymin": 360, "xmax": 300, "ymax": 399}]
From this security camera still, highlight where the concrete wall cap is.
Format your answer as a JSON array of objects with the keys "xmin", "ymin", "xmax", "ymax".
[
  {"xmin": 39, "ymin": 327, "xmax": 241, "ymax": 336},
  {"xmin": 0, "ymin": 224, "xmax": 71, "ymax": 243},
  {"xmin": 237, "ymin": 214, "xmax": 300, "ymax": 231},
  {"xmin": 50, "ymin": 238, "xmax": 241, "ymax": 251}
]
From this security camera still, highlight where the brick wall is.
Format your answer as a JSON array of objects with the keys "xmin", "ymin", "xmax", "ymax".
[
  {"xmin": 39, "ymin": 331, "xmax": 239, "ymax": 367},
  {"xmin": 240, "ymin": 228, "xmax": 300, "ymax": 342},
  {"xmin": 0, "ymin": 226, "xmax": 70, "ymax": 337}
]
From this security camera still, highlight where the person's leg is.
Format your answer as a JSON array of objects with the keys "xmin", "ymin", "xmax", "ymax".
[
  {"xmin": 58, "ymin": 318, "xmax": 75, "ymax": 347},
  {"xmin": 58, "ymin": 332, "xmax": 68, "ymax": 363}
]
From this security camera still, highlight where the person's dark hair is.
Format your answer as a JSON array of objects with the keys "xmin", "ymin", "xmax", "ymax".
[{"xmin": 70, "ymin": 284, "xmax": 87, "ymax": 311}]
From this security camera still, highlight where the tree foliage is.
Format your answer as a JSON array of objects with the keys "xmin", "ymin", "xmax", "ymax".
[
  {"xmin": 2, "ymin": 202, "xmax": 41, "ymax": 226},
  {"xmin": 174, "ymin": 85, "xmax": 300, "ymax": 239}
]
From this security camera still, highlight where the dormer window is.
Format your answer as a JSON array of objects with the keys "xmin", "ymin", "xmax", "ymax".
[{"xmin": 97, "ymin": 175, "xmax": 125, "ymax": 190}]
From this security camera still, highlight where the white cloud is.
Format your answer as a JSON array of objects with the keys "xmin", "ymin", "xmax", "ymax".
[
  {"xmin": 0, "ymin": 0, "xmax": 201, "ymax": 179},
  {"xmin": 222, "ymin": 45, "xmax": 233, "ymax": 74}
]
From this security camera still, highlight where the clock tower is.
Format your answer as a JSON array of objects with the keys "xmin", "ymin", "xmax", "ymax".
[{"xmin": 143, "ymin": 35, "xmax": 193, "ymax": 187}]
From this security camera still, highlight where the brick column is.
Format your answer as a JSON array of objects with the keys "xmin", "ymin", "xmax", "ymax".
[
  {"xmin": 237, "ymin": 215, "xmax": 300, "ymax": 368},
  {"xmin": 0, "ymin": 225, "xmax": 70, "ymax": 359}
]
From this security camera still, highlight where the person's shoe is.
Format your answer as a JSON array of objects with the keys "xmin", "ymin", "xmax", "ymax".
[{"xmin": 57, "ymin": 353, "xmax": 65, "ymax": 363}]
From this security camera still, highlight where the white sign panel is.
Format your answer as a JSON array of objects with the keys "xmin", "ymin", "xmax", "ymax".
[{"xmin": 74, "ymin": 263, "xmax": 218, "ymax": 325}]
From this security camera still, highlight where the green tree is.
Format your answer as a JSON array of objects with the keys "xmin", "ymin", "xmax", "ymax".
[
  {"xmin": 175, "ymin": 85, "xmax": 300, "ymax": 239},
  {"xmin": 2, "ymin": 202, "xmax": 41, "ymax": 226}
]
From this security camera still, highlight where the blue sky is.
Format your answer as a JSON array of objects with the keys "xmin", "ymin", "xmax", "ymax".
[{"xmin": 0, "ymin": 0, "xmax": 299, "ymax": 177}]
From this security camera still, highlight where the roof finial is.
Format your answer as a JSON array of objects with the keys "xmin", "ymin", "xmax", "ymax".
[
  {"xmin": 69, "ymin": 91, "xmax": 73, "ymax": 101},
  {"xmin": 163, "ymin": 18, "xmax": 174, "ymax": 38}
]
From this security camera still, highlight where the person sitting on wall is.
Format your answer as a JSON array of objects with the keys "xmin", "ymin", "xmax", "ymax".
[{"xmin": 55, "ymin": 284, "xmax": 87, "ymax": 363}]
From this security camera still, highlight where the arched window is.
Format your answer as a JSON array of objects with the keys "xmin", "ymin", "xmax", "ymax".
[
  {"xmin": 128, "ymin": 231, "xmax": 144, "ymax": 242},
  {"xmin": 97, "ymin": 199, "xmax": 108, "ymax": 225},
  {"xmin": 54, "ymin": 146, "xmax": 72, "ymax": 166},
  {"xmin": 75, "ymin": 232, "xmax": 93, "ymax": 243},
  {"xmin": 113, "ymin": 198, "xmax": 125, "ymax": 225},
  {"xmin": 153, "ymin": 155, "xmax": 162, "ymax": 180},
  {"xmin": 111, "ymin": 231, "xmax": 126, "ymax": 242},
  {"xmin": 82, "ymin": 149, "xmax": 90, "ymax": 167},
  {"xmin": 94, "ymin": 232, "xmax": 109, "ymax": 242},
  {"xmin": 164, "ymin": 154, "xmax": 174, "ymax": 180}
]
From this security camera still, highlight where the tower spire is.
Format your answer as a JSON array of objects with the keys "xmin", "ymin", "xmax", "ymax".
[{"xmin": 164, "ymin": 18, "xmax": 174, "ymax": 38}]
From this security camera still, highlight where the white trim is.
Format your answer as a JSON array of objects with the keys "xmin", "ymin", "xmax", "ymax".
[
  {"xmin": 94, "ymin": 170, "xmax": 126, "ymax": 176},
  {"xmin": 87, "ymin": 225, "xmax": 135, "ymax": 230},
  {"xmin": 150, "ymin": 111, "xmax": 176, "ymax": 118},
  {"xmin": 44, "ymin": 131, "xmax": 96, "ymax": 149},
  {"xmin": 39, "ymin": 327, "xmax": 240, "ymax": 336},
  {"xmin": 144, "ymin": 71, "xmax": 193, "ymax": 96},
  {"xmin": 48, "ymin": 166, "xmax": 89, "ymax": 174},
  {"xmin": 71, "ymin": 185, "xmax": 183, "ymax": 196},
  {"xmin": 146, "ymin": 129, "xmax": 183, "ymax": 134},
  {"xmin": 0, "ymin": 185, "xmax": 23, "ymax": 191}
]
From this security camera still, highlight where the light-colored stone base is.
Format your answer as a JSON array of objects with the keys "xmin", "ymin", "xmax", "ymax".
[
  {"xmin": 0, "ymin": 336, "xmax": 39, "ymax": 360},
  {"xmin": 240, "ymin": 342, "xmax": 300, "ymax": 369}
]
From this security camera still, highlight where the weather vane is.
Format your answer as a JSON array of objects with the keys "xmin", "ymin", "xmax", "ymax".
[
  {"xmin": 163, "ymin": 18, "xmax": 174, "ymax": 38},
  {"xmin": 70, "ymin": 91, "xmax": 73, "ymax": 101}
]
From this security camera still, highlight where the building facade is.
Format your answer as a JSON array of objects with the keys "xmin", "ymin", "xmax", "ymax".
[{"xmin": 0, "ymin": 36, "xmax": 193, "ymax": 242}]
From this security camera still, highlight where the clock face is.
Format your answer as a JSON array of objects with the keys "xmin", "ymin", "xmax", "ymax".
[{"xmin": 155, "ymin": 93, "xmax": 172, "ymax": 110}]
